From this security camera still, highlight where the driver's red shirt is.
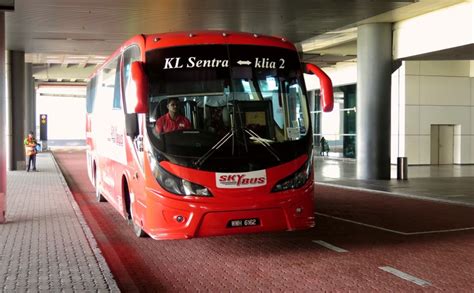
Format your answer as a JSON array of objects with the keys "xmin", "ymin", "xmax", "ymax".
[{"xmin": 155, "ymin": 113, "xmax": 191, "ymax": 134}]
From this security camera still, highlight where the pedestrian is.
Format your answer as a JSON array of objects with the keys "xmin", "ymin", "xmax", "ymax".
[
  {"xmin": 324, "ymin": 139, "xmax": 330, "ymax": 156},
  {"xmin": 24, "ymin": 131, "xmax": 37, "ymax": 172},
  {"xmin": 319, "ymin": 136, "xmax": 326, "ymax": 156},
  {"xmin": 319, "ymin": 136, "xmax": 330, "ymax": 156}
]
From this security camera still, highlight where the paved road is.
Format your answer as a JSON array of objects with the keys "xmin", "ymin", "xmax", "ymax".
[{"xmin": 53, "ymin": 150, "xmax": 474, "ymax": 292}]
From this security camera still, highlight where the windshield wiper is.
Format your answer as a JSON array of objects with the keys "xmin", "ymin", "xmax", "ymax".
[
  {"xmin": 193, "ymin": 127, "xmax": 280, "ymax": 169},
  {"xmin": 244, "ymin": 128, "xmax": 280, "ymax": 162},
  {"xmin": 194, "ymin": 130, "xmax": 234, "ymax": 169}
]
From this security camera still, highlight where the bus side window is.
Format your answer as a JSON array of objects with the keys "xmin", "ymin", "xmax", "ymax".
[
  {"xmin": 96, "ymin": 57, "xmax": 119, "ymax": 113},
  {"xmin": 112, "ymin": 60, "xmax": 121, "ymax": 109},
  {"xmin": 86, "ymin": 76, "xmax": 98, "ymax": 113}
]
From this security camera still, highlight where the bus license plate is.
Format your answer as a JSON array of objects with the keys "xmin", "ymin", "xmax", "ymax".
[{"xmin": 227, "ymin": 218, "xmax": 260, "ymax": 228}]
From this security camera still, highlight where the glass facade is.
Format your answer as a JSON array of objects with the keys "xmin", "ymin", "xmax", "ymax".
[{"xmin": 313, "ymin": 84, "xmax": 356, "ymax": 158}]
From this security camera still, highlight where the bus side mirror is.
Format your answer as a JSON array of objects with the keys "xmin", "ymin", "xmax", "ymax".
[
  {"xmin": 126, "ymin": 61, "xmax": 149, "ymax": 114},
  {"xmin": 303, "ymin": 63, "xmax": 334, "ymax": 112}
]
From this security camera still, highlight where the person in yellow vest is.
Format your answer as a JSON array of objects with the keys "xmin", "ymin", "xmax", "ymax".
[{"xmin": 24, "ymin": 131, "xmax": 38, "ymax": 172}]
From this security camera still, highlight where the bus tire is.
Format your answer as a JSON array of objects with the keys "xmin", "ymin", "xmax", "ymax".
[
  {"xmin": 94, "ymin": 166, "xmax": 106, "ymax": 202},
  {"xmin": 123, "ymin": 179, "xmax": 147, "ymax": 238},
  {"xmin": 132, "ymin": 219, "xmax": 147, "ymax": 238}
]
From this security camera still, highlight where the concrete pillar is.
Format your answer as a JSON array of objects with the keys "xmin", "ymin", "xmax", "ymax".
[
  {"xmin": 0, "ymin": 12, "xmax": 6, "ymax": 223},
  {"xmin": 5, "ymin": 50, "xmax": 11, "ymax": 171},
  {"xmin": 356, "ymin": 23, "xmax": 392, "ymax": 180},
  {"xmin": 9, "ymin": 51, "xmax": 27, "ymax": 170},
  {"xmin": 25, "ymin": 63, "xmax": 36, "ymax": 135}
]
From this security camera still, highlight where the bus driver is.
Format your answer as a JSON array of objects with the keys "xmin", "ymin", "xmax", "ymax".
[{"xmin": 155, "ymin": 98, "xmax": 191, "ymax": 134}]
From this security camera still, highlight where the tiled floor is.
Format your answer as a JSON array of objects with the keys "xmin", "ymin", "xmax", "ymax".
[
  {"xmin": 0, "ymin": 153, "xmax": 119, "ymax": 292},
  {"xmin": 314, "ymin": 157, "xmax": 474, "ymax": 206}
]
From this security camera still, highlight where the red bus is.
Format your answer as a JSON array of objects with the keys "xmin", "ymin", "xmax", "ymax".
[{"xmin": 86, "ymin": 31, "xmax": 333, "ymax": 240}]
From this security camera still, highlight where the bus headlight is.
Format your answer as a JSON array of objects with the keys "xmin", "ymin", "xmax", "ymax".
[
  {"xmin": 271, "ymin": 159, "xmax": 312, "ymax": 193},
  {"xmin": 157, "ymin": 164, "xmax": 212, "ymax": 197}
]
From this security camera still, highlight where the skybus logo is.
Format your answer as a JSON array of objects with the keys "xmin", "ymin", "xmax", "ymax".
[{"xmin": 216, "ymin": 170, "xmax": 267, "ymax": 189}]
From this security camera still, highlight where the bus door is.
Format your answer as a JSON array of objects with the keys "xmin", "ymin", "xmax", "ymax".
[
  {"xmin": 96, "ymin": 56, "xmax": 125, "ymax": 208},
  {"xmin": 121, "ymin": 45, "xmax": 148, "ymax": 218}
]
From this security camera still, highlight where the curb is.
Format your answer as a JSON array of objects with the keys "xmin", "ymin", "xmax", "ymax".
[{"xmin": 49, "ymin": 152, "xmax": 120, "ymax": 292}]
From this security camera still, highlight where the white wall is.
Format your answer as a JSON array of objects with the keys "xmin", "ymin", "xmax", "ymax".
[
  {"xmin": 394, "ymin": 60, "xmax": 474, "ymax": 165},
  {"xmin": 393, "ymin": 1, "xmax": 474, "ymax": 59},
  {"xmin": 305, "ymin": 63, "xmax": 357, "ymax": 91},
  {"xmin": 391, "ymin": 64, "xmax": 406, "ymax": 164},
  {"xmin": 36, "ymin": 86, "xmax": 87, "ymax": 141}
]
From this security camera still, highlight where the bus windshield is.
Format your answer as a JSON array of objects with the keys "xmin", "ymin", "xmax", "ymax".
[{"xmin": 145, "ymin": 45, "xmax": 311, "ymax": 172}]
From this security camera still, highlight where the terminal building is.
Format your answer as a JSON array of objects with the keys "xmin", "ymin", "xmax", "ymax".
[
  {"xmin": 0, "ymin": 0, "xmax": 473, "ymax": 291},
  {"xmin": 304, "ymin": 2, "xmax": 474, "ymax": 167}
]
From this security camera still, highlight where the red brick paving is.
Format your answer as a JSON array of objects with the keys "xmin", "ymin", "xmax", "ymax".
[
  {"xmin": 315, "ymin": 184, "xmax": 474, "ymax": 233},
  {"xmin": 53, "ymin": 150, "xmax": 474, "ymax": 292}
]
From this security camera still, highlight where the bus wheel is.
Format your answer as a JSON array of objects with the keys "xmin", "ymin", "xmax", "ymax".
[
  {"xmin": 94, "ymin": 168, "xmax": 106, "ymax": 202},
  {"xmin": 132, "ymin": 219, "xmax": 147, "ymax": 238},
  {"xmin": 124, "ymin": 181, "xmax": 147, "ymax": 238}
]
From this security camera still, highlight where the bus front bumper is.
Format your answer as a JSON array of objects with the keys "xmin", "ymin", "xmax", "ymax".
[{"xmin": 143, "ymin": 183, "xmax": 315, "ymax": 240}]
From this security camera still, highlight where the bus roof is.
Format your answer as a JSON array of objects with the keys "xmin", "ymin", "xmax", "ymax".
[{"xmin": 142, "ymin": 31, "xmax": 296, "ymax": 51}]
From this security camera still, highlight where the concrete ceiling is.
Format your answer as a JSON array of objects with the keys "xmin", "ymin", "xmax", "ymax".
[
  {"xmin": 6, "ymin": 0, "xmax": 414, "ymax": 57},
  {"xmin": 404, "ymin": 43, "xmax": 474, "ymax": 60},
  {"xmin": 300, "ymin": 0, "xmax": 470, "ymax": 66},
  {"xmin": 2, "ymin": 0, "xmax": 470, "ymax": 82}
]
